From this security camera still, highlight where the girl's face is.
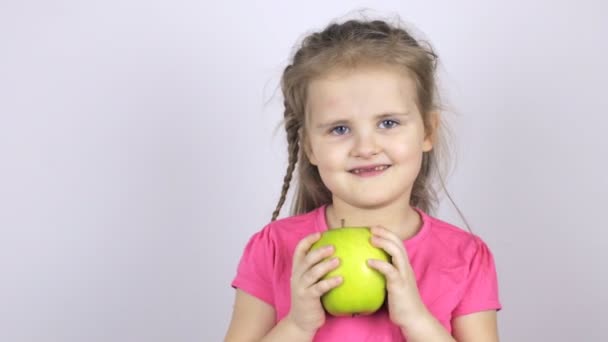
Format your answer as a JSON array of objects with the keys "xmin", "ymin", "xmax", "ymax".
[{"xmin": 304, "ymin": 66, "xmax": 434, "ymax": 210}]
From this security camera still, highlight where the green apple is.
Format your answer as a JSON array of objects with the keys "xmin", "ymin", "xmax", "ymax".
[{"xmin": 310, "ymin": 227, "xmax": 390, "ymax": 316}]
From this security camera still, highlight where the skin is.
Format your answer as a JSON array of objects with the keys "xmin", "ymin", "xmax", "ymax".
[{"xmin": 225, "ymin": 65, "xmax": 499, "ymax": 342}]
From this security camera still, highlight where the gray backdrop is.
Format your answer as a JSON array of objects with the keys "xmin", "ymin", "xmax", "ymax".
[{"xmin": 1, "ymin": 1, "xmax": 606, "ymax": 341}]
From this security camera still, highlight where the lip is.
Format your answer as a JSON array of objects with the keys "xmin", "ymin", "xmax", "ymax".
[{"xmin": 348, "ymin": 164, "xmax": 391, "ymax": 177}]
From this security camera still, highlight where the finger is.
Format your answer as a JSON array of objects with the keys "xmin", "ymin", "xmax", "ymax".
[
  {"xmin": 367, "ymin": 259, "xmax": 401, "ymax": 284},
  {"xmin": 292, "ymin": 232, "xmax": 321, "ymax": 276},
  {"xmin": 370, "ymin": 234, "xmax": 408, "ymax": 273},
  {"xmin": 371, "ymin": 225, "xmax": 407, "ymax": 249},
  {"xmin": 370, "ymin": 225, "xmax": 411, "ymax": 261},
  {"xmin": 301, "ymin": 243, "xmax": 335, "ymax": 271},
  {"xmin": 310, "ymin": 276, "xmax": 343, "ymax": 297},
  {"xmin": 301, "ymin": 257, "xmax": 340, "ymax": 288}
]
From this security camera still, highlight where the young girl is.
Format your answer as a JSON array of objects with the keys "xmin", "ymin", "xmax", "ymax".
[{"xmin": 225, "ymin": 17, "xmax": 501, "ymax": 342}]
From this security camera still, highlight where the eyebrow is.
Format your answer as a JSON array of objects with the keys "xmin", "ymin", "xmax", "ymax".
[{"xmin": 314, "ymin": 112, "xmax": 410, "ymax": 130}]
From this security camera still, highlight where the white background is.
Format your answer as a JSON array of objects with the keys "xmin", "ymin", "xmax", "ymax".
[{"xmin": 1, "ymin": 1, "xmax": 607, "ymax": 341}]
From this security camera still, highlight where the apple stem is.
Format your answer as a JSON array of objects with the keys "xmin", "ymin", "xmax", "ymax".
[{"xmin": 341, "ymin": 219, "xmax": 345, "ymax": 228}]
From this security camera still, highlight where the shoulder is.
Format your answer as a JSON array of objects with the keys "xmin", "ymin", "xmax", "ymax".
[
  {"xmin": 420, "ymin": 211, "xmax": 494, "ymax": 262},
  {"xmin": 245, "ymin": 206, "xmax": 325, "ymax": 249},
  {"xmin": 232, "ymin": 207, "xmax": 326, "ymax": 289}
]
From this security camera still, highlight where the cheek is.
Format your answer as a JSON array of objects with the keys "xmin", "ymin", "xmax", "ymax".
[
  {"xmin": 315, "ymin": 150, "xmax": 342, "ymax": 170},
  {"xmin": 391, "ymin": 138, "xmax": 424, "ymax": 161},
  {"xmin": 397, "ymin": 151, "xmax": 423, "ymax": 169},
  {"xmin": 311, "ymin": 141, "xmax": 346, "ymax": 166},
  {"xmin": 390, "ymin": 146, "xmax": 426, "ymax": 175}
]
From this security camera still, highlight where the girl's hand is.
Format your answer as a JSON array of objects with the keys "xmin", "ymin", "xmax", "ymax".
[
  {"xmin": 286, "ymin": 232, "xmax": 343, "ymax": 335},
  {"xmin": 366, "ymin": 226, "xmax": 429, "ymax": 330}
]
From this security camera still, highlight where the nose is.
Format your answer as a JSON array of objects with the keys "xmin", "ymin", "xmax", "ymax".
[{"xmin": 350, "ymin": 131, "xmax": 380, "ymax": 159}]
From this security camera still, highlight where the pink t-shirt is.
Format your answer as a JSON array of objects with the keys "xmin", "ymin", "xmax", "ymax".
[{"xmin": 231, "ymin": 205, "xmax": 501, "ymax": 341}]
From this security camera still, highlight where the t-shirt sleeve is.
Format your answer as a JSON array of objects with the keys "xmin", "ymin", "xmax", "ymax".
[
  {"xmin": 452, "ymin": 238, "xmax": 502, "ymax": 316},
  {"xmin": 231, "ymin": 225, "xmax": 276, "ymax": 307}
]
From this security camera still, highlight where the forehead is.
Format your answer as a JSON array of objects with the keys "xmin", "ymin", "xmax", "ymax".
[{"xmin": 305, "ymin": 66, "xmax": 417, "ymax": 121}]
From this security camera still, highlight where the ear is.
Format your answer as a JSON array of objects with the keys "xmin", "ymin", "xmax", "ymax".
[{"xmin": 422, "ymin": 111, "xmax": 440, "ymax": 152}]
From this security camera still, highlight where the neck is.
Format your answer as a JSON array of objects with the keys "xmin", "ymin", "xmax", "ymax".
[{"xmin": 325, "ymin": 199, "xmax": 422, "ymax": 241}]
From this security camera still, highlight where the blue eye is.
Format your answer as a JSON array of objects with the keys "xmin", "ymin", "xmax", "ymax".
[
  {"xmin": 379, "ymin": 119, "xmax": 399, "ymax": 129},
  {"xmin": 330, "ymin": 125, "xmax": 349, "ymax": 135}
]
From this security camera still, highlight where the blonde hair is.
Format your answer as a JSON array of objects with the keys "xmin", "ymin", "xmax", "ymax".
[{"xmin": 271, "ymin": 18, "xmax": 452, "ymax": 221}]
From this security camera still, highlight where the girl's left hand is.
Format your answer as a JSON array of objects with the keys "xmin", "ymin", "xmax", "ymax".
[{"xmin": 366, "ymin": 225, "xmax": 429, "ymax": 330}]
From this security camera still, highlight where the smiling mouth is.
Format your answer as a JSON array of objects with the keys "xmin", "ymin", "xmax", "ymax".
[{"xmin": 349, "ymin": 165, "xmax": 391, "ymax": 175}]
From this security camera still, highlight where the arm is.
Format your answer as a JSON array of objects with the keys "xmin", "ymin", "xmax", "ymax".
[
  {"xmin": 451, "ymin": 310, "xmax": 499, "ymax": 342},
  {"xmin": 399, "ymin": 309, "xmax": 498, "ymax": 342},
  {"xmin": 450, "ymin": 238, "xmax": 501, "ymax": 341},
  {"xmin": 367, "ymin": 227, "xmax": 499, "ymax": 341},
  {"xmin": 399, "ymin": 310, "xmax": 456, "ymax": 342},
  {"xmin": 224, "ymin": 290, "xmax": 315, "ymax": 342},
  {"xmin": 226, "ymin": 232, "xmax": 342, "ymax": 342},
  {"xmin": 367, "ymin": 226, "xmax": 456, "ymax": 341}
]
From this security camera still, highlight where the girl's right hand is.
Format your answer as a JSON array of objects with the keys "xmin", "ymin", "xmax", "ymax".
[{"xmin": 286, "ymin": 232, "xmax": 343, "ymax": 335}]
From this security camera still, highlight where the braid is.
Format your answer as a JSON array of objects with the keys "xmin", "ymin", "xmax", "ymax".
[{"xmin": 271, "ymin": 104, "xmax": 300, "ymax": 221}]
